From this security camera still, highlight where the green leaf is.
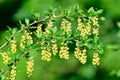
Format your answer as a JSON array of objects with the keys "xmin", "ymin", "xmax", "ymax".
[
  {"xmin": 88, "ymin": 7, "xmax": 94, "ymax": 13},
  {"xmin": 96, "ymin": 9, "xmax": 103, "ymax": 14},
  {"xmin": 86, "ymin": 44, "xmax": 92, "ymax": 49},
  {"xmin": 30, "ymin": 44, "xmax": 37, "ymax": 49},
  {"xmin": 86, "ymin": 38, "xmax": 92, "ymax": 43},
  {"xmin": 100, "ymin": 17, "xmax": 105, "ymax": 21},
  {"xmin": 7, "ymin": 26, "xmax": 12, "ymax": 33},
  {"xmin": 78, "ymin": 10, "xmax": 84, "ymax": 16},
  {"xmin": 97, "ymin": 45, "xmax": 102, "ymax": 49},
  {"xmin": 79, "ymin": 44, "xmax": 84, "ymax": 47},
  {"xmin": 19, "ymin": 20, "xmax": 25, "ymax": 29},
  {"xmin": 98, "ymin": 49, "xmax": 104, "ymax": 54},
  {"xmin": 31, "ymin": 10, "xmax": 40, "ymax": 18},
  {"xmin": 34, "ymin": 12, "xmax": 40, "ymax": 18},
  {"xmin": 53, "ymin": 27, "xmax": 57, "ymax": 34},
  {"xmin": 26, "ymin": 40, "xmax": 32, "ymax": 47},
  {"xmin": 74, "ymin": 4, "xmax": 79, "ymax": 12},
  {"xmin": 12, "ymin": 28, "xmax": 17, "ymax": 34},
  {"xmin": 69, "ymin": 17, "xmax": 74, "ymax": 21},
  {"xmin": 25, "ymin": 18, "xmax": 30, "ymax": 26},
  {"xmin": 94, "ymin": 37, "xmax": 99, "ymax": 45},
  {"xmin": 88, "ymin": 7, "xmax": 95, "ymax": 16}
]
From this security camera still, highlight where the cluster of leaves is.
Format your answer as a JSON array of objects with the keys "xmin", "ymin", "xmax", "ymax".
[{"xmin": 0, "ymin": 5, "xmax": 103, "ymax": 80}]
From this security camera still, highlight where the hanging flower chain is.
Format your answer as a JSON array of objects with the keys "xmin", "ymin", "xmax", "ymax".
[{"xmin": 0, "ymin": 6, "xmax": 103, "ymax": 80}]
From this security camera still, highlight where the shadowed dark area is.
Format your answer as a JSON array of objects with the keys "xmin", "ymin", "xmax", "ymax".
[{"xmin": 0, "ymin": 0, "xmax": 25, "ymax": 30}]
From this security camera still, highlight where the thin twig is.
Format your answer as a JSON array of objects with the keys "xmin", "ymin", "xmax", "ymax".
[
  {"xmin": 0, "ymin": 42, "xmax": 8, "ymax": 50},
  {"xmin": 0, "ymin": 15, "xmax": 64, "ymax": 50}
]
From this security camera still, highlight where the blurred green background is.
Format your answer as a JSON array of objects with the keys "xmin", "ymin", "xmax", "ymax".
[{"xmin": 0, "ymin": 0, "xmax": 120, "ymax": 80}]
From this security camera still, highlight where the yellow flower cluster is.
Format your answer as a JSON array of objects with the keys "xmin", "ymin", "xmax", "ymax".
[
  {"xmin": 41, "ymin": 41, "xmax": 51, "ymax": 62},
  {"xmin": 59, "ymin": 43, "xmax": 69, "ymax": 59},
  {"xmin": 92, "ymin": 53, "xmax": 100, "ymax": 66},
  {"xmin": 44, "ymin": 20, "xmax": 53, "ymax": 34},
  {"xmin": 20, "ymin": 30, "xmax": 33, "ymax": 48},
  {"xmin": 77, "ymin": 18, "xmax": 84, "ymax": 31},
  {"xmin": 74, "ymin": 47, "xmax": 87, "ymax": 64},
  {"xmin": 93, "ymin": 28, "xmax": 99, "ymax": 36},
  {"xmin": 51, "ymin": 39, "xmax": 58, "ymax": 55},
  {"xmin": 10, "ymin": 39, "xmax": 17, "ymax": 53},
  {"xmin": 20, "ymin": 35, "xmax": 26, "ymax": 48},
  {"xmin": 0, "ymin": 52, "xmax": 11, "ymax": 65},
  {"xmin": 61, "ymin": 19, "xmax": 71, "ymax": 35},
  {"xmin": 36, "ymin": 24, "xmax": 42, "ymax": 36},
  {"xmin": 27, "ymin": 57, "xmax": 34, "ymax": 77},
  {"xmin": 92, "ymin": 16, "xmax": 99, "ymax": 36},
  {"xmin": 41, "ymin": 48, "xmax": 51, "ymax": 62},
  {"xmin": 26, "ymin": 32, "xmax": 33, "ymax": 44},
  {"xmin": 9, "ymin": 65, "xmax": 16, "ymax": 80},
  {"xmin": 77, "ymin": 18, "xmax": 91, "ymax": 37},
  {"xmin": 92, "ymin": 16, "xmax": 99, "ymax": 27}
]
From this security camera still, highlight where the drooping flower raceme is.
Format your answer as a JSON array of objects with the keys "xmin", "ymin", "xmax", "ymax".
[
  {"xmin": 0, "ymin": 52, "xmax": 11, "ymax": 65},
  {"xmin": 44, "ymin": 20, "xmax": 53, "ymax": 34},
  {"xmin": 10, "ymin": 39, "xmax": 17, "ymax": 53},
  {"xmin": 74, "ymin": 47, "xmax": 87, "ymax": 64},
  {"xmin": 92, "ymin": 52, "xmax": 100, "ymax": 66},
  {"xmin": 51, "ymin": 39, "xmax": 58, "ymax": 55},
  {"xmin": 92, "ymin": 16, "xmax": 99, "ymax": 36},
  {"xmin": 27, "ymin": 57, "xmax": 34, "ymax": 77},
  {"xmin": 20, "ymin": 30, "xmax": 33, "ymax": 49},
  {"xmin": 36, "ymin": 24, "xmax": 42, "ymax": 36},
  {"xmin": 61, "ymin": 19, "xmax": 72, "ymax": 35},
  {"xmin": 41, "ymin": 42, "xmax": 51, "ymax": 62},
  {"xmin": 59, "ymin": 43, "xmax": 69, "ymax": 59},
  {"xmin": 77, "ymin": 18, "xmax": 91, "ymax": 37},
  {"xmin": 9, "ymin": 65, "xmax": 16, "ymax": 80}
]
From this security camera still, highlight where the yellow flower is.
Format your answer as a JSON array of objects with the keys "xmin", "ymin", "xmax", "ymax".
[
  {"xmin": 10, "ymin": 65, "xmax": 16, "ymax": 80},
  {"xmin": 77, "ymin": 18, "xmax": 91, "ymax": 37},
  {"xmin": 20, "ymin": 30, "xmax": 33, "ymax": 48},
  {"xmin": 10, "ymin": 39, "xmax": 17, "ymax": 53},
  {"xmin": 0, "ymin": 52, "xmax": 11, "ymax": 65},
  {"xmin": 27, "ymin": 57, "xmax": 34, "ymax": 77},
  {"xmin": 51, "ymin": 39, "xmax": 58, "ymax": 55},
  {"xmin": 26, "ymin": 33, "xmax": 33, "ymax": 44},
  {"xmin": 36, "ymin": 24, "xmax": 42, "ymax": 36},
  {"xmin": 74, "ymin": 47, "xmax": 87, "ymax": 64},
  {"xmin": 80, "ymin": 28, "xmax": 88, "ymax": 37},
  {"xmin": 77, "ymin": 18, "xmax": 84, "ymax": 31},
  {"xmin": 41, "ymin": 48, "xmax": 51, "ymax": 62},
  {"xmin": 61, "ymin": 19, "xmax": 71, "ymax": 35},
  {"xmin": 92, "ymin": 53, "xmax": 100, "ymax": 66},
  {"xmin": 20, "ymin": 35, "xmax": 26, "ymax": 48},
  {"xmin": 44, "ymin": 20, "xmax": 53, "ymax": 34},
  {"xmin": 93, "ymin": 28, "xmax": 99, "ymax": 36},
  {"xmin": 86, "ymin": 21, "xmax": 91, "ymax": 35},
  {"xmin": 59, "ymin": 43, "xmax": 69, "ymax": 59},
  {"xmin": 92, "ymin": 16, "xmax": 99, "ymax": 27}
]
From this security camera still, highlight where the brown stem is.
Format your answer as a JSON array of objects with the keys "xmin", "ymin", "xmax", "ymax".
[
  {"xmin": 2, "ymin": 69, "xmax": 9, "ymax": 76},
  {"xmin": 0, "ymin": 15, "xmax": 64, "ymax": 50},
  {"xmin": 0, "ymin": 42, "xmax": 8, "ymax": 50}
]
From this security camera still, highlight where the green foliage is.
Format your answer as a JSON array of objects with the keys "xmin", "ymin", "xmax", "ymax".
[{"xmin": 0, "ymin": 5, "xmax": 103, "ymax": 80}]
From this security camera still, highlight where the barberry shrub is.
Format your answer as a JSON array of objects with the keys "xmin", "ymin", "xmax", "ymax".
[{"xmin": 0, "ymin": 5, "xmax": 103, "ymax": 80}]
